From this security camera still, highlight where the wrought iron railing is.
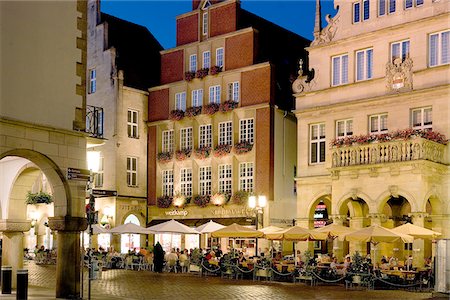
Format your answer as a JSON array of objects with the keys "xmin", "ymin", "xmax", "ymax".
[{"xmin": 86, "ymin": 105, "xmax": 104, "ymax": 138}]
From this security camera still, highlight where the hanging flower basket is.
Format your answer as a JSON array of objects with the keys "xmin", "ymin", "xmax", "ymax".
[
  {"xmin": 194, "ymin": 146, "xmax": 211, "ymax": 159},
  {"xmin": 210, "ymin": 192, "xmax": 230, "ymax": 206},
  {"xmin": 214, "ymin": 144, "xmax": 232, "ymax": 158},
  {"xmin": 196, "ymin": 68, "xmax": 209, "ymax": 79},
  {"xmin": 203, "ymin": 103, "xmax": 220, "ymax": 115},
  {"xmin": 220, "ymin": 100, "xmax": 239, "ymax": 112},
  {"xmin": 185, "ymin": 106, "xmax": 202, "ymax": 118},
  {"xmin": 157, "ymin": 152, "xmax": 173, "ymax": 163},
  {"xmin": 231, "ymin": 190, "xmax": 249, "ymax": 205},
  {"xmin": 184, "ymin": 71, "xmax": 195, "ymax": 82},
  {"xmin": 210, "ymin": 65, "xmax": 223, "ymax": 75},
  {"xmin": 157, "ymin": 195, "xmax": 173, "ymax": 208},
  {"xmin": 169, "ymin": 109, "xmax": 185, "ymax": 121},
  {"xmin": 26, "ymin": 191, "xmax": 53, "ymax": 205},
  {"xmin": 193, "ymin": 195, "xmax": 210, "ymax": 207},
  {"xmin": 234, "ymin": 141, "xmax": 253, "ymax": 155},
  {"xmin": 175, "ymin": 149, "xmax": 192, "ymax": 161},
  {"xmin": 172, "ymin": 193, "xmax": 186, "ymax": 208}
]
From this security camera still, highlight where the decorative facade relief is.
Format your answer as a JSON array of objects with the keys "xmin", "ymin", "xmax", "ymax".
[
  {"xmin": 292, "ymin": 59, "xmax": 315, "ymax": 94},
  {"xmin": 386, "ymin": 57, "xmax": 413, "ymax": 92},
  {"xmin": 311, "ymin": 13, "xmax": 340, "ymax": 46}
]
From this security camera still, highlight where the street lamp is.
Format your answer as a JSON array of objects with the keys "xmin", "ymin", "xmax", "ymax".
[
  {"xmin": 86, "ymin": 151, "xmax": 100, "ymax": 300},
  {"xmin": 248, "ymin": 195, "xmax": 266, "ymax": 257}
]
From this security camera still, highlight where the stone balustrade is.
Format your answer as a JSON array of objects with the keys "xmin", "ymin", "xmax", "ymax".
[{"xmin": 331, "ymin": 137, "xmax": 446, "ymax": 168}]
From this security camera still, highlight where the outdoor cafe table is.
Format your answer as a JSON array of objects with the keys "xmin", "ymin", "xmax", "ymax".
[{"xmin": 381, "ymin": 270, "xmax": 418, "ymax": 281}]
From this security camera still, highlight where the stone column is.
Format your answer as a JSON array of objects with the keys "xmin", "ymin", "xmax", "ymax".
[
  {"xmin": 0, "ymin": 219, "xmax": 31, "ymax": 288},
  {"xmin": 48, "ymin": 216, "xmax": 87, "ymax": 299},
  {"xmin": 330, "ymin": 214, "xmax": 347, "ymax": 261},
  {"xmin": 367, "ymin": 214, "xmax": 387, "ymax": 265},
  {"xmin": 349, "ymin": 216, "xmax": 365, "ymax": 255},
  {"xmin": 296, "ymin": 217, "xmax": 313, "ymax": 254},
  {"xmin": 409, "ymin": 212, "xmax": 428, "ymax": 268}
]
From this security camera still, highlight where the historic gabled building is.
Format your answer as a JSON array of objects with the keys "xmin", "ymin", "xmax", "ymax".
[
  {"xmin": 293, "ymin": 0, "xmax": 449, "ymax": 264},
  {"xmin": 147, "ymin": 0, "xmax": 309, "ymax": 252},
  {"xmin": 86, "ymin": 0, "xmax": 162, "ymax": 252}
]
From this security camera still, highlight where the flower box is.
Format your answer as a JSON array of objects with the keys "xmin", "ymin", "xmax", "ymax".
[
  {"xmin": 193, "ymin": 195, "xmax": 210, "ymax": 207},
  {"xmin": 210, "ymin": 65, "xmax": 223, "ymax": 75},
  {"xmin": 184, "ymin": 71, "xmax": 195, "ymax": 82},
  {"xmin": 185, "ymin": 106, "xmax": 202, "ymax": 118},
  {"xmin": 203, "ymin": 103, "xmax": 220, "ymax": 115},
  {"xmin": 157, "ymin": 195, "xmax": 173, "ymax": 208},
  {"xmin": 214, "ymin": 144, "xmax": 232, "ymax": 158},
  {"xmin": 195, "ymin": 68, "xmax": 209, "ymax": 79},
  {"xmin": 194, "ymin": 146, "xmax": 211, "ymax": 159},
  {"xmin": 175, "ymin": 149, "xmax": 192, "ymax": 161},
  {"xmin": 234, "ymin": 141, "xmax": 253, "ymax": 155},
  {"xmin": 157, "ymin": 152, "xmax": 173, "ymax": 163},
  {"xmin": 169, "ymin": 109, "xmax": 185, "ymax": 121},
  {"xmin": 26, "ymin": 191, "xmax": 53, "ymax": 205},
  {"xmin": 220, "ymin": 100, "xmax": 238, "ymax": 112},
  {"xmin": 231, "ymin": 190, "xmax": 249, "ymax": 205}
]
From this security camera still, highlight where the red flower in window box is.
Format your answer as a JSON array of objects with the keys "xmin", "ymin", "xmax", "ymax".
[
  {"xmin": 219, "ymin": 100, "xmax": 238, "ymax": 112},
  {"xmin": 169, "ymin": 109, "xmax": 185, "ymax": 121},
  {"xmin": 196, "ymin": 68, "xmax": 209, "ymax": 79},
  {"xmin": 203, "ymin": 103, "xmax": 220, "ymax": 115},
  {"xmin": 214, "ymin": 144, "xmax": 232, "ymax": 158},
  {"xmin": 157, "ymin": 195, "xmax": 173, "ymax": 208},
  {"xmin": 185, "ymin": 106, "xmax": 202, "ymax": 118},
  {"xmin": 157, "ymin": 152, "xmax": 173, "ymax": 163},
  {"xmin": 194, "ymin": 146, "xmax": 211, "ymax": 159},
  {"xmin": 234, "ymin": 141, "xmax": 253, "ymax": 155},
  {"xmin": 193, "ymin": 194, "xmax": 210, "ymax": 207},
  {"xmin": 210, "ymin": 65, "xmax": 223, "ymax": 75},
  {"xmin": 175, "ymin": 149, "xmax": 192, "ymax": 161},
  {"xmin": 184, "ymin": 71, "xmax": 195, "ymax": 82}
]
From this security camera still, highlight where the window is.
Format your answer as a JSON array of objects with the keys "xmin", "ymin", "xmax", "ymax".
[
  {"xmin": 239, "ymin": 118, "xmax": 254, "ymax": 144},
  {"xmin": 219, "ymin": 121, "xmax": 232, "ymax": 145},
  {"xmin": 336, "ymin": 119, "xmax": 353, "ymax": 138},
  {"xmin": 216, "ymin": 48, "xmax": 224, "ymax": 67},
  {"xmin": 127, "ymin": 109, "xmax": 139, "ymax": 138},
  {"xmin": 180, "ymin": 127, "xmax": 193, "ymax": 150},
  {"xmin": 405, "ymin": 0, "xmax": 413, "ymax": 9},
  {"xmin": 199, "ymin": 166, "xmax": 211, "ymax": 196},
  {"xmin": 429, "ymin": 30, "xmax": 450, "ymax": 67},
  {"xmin": 209, "ymin": 85, "xmax": 221, "ymax": 104},
  {"xmin": 162, "ymin": 169, "xmax": 173, "ymax": 197},
  {"xmin": 227, "ymin": 82, "xmax": 239, "ymax": 102},
  {"xmin": 189, "ymin": 54, "xmax": 197, "ymax": 72},
  {"xmin": 239, "ymin": 162, "xmax": 254, "ymax": 192},
  {"xmin": 219, "ymin": 164, "xmax": 232, "ymax": 194},
  {"xmin": 202, "ymin": 12, "xmax": 208, "ymax": 36},
  {"xmin": 391, "ymin": 40, "xmax": 410, "ymax": 62},
  {"xmin": 369, "ymin": 114, "xmax": 388, "ymax": 134},
  {"xmin": 199, "ymin": 124, "xmax": 212, "ymax": 148},
  {"xmin": 192, "ymin": 89, "xmax": 203, "ymax": 107},
  {"xmin": 332, "ymin": 54, "xmax": 349, "ymax": 86},
  {"xmin": 127, "ymin": 157, "xmax": 138, "ymax": 187},
  {"xmin": 412, "ymin": 107, "xmax": 432, "ymax": 130},
  {"xmin": 416, "ymin": 0, "xmax": 423, "ymax": 6},
  {"xmin": 180, "ymin": 168, "xmax": 192, "ymax": 197},
  {"xmin": 95, "ymin": 156, "xmax": 104, "ymax": 187},
  {"xmin": 203, "ymin": 51, "xmax": 210, "ymax": 69},
  {"xmin": 363, "ymin": 0, "xmax": 370, "ymax": 20},
  {"xmin": 162, "ymin": 130, "xmax": 174, "ymax": 153},
  {"xmin": 379, "ymin": 0, "xmax": 386, "ymax": 16},
  {"xmin": 353, "ymin": 2, "xmax": 361, "ymax": 23},
  {"xmin": 389, "ymin": 0, "xmax": 396, "ymax": 13},
  {"xmin": 89, "ymin": 69, "xmax": 96, "ymax": 94},
  {"xmin": 310, "ymin": 123, "xmax": 326, "ymax": 164},
  {"xmin": 356, "ymin": 48, "xmax": 373, "ymax": 81},
  {"xmin": 175, "ymin": 92, "xmax": 186, "ymax": 111}
]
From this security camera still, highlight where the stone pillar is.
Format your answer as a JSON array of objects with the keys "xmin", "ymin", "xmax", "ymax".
[
  {"xmin": 409, "ymin": 212, "xmax": 428, "ymax": 268},
  {"xmin": 367, "ymin": 214, "xmax": 387, "ymax": 265},
  {"xmin": 349, "ymin": 217, "xmax": 365, "ymax": 255},
  {"xmin": 296, "ymin": 217, "xmax": 313, "ymax": 254},
  {"xmin": 330, "ymin": 214, "xmax": 347, "ymax": 261},
  {"xmin": 0, "ymin": 219, "xmax": 31, "ymax": 288},
  {"xmin": 48, "ymin": 216, "xmax": 87, "ymax": 299}
]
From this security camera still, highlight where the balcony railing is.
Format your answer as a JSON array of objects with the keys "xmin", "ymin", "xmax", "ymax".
[
  {"xmin": 86, "ymin": 105, "xmax": 104, "ymax": 138},
  {"xmin": 331, "ymin": 137, "xmax": 445, "ymax": 168}
]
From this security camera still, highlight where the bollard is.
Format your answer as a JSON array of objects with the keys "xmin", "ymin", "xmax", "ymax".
[
  {"xmin": 16, "ymin": 269, "xmax": 28, "ymax": 300},
  {"xmin": 1, "ymin": 266, "xmax": 12, "ymax": 294}
]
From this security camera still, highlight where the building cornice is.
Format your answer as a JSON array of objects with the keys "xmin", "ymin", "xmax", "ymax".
[{"xmin": 123, "ymin": 85, "xmax": 149, "ymax": 96}]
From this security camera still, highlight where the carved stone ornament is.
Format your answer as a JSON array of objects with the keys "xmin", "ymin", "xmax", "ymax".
[
  {"xmin": 0, "ymin": 219, "xmax": 31, "ymax": 232},
  {"xmin": 386, "ymin": 57, "xmax": 413, "ymax": 92},
  {"xmin": 311, "ymin": 13, "xmax": 340, "ymax": 46},
  {"xmin": 389, "ymin": 185, "xmax": 399, "ymax": 198},
  {"xmin": 48, "ymin": 216, "xmax": 88, "ymax": 232},
  {"xmin": 292, "ymin": 59, "xmax": 315, "ymax": 94}
]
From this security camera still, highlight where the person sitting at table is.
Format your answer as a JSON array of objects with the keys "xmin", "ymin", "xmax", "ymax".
[
  {"xmin": 273, "ymin": 251, "xmax": 282, "ymax": 262},
  {"xmin": 330, "ymin": 257, "xmax": 338, "ymax": 269},
  {"xmin": 405, "ymin": 255, "xmax": 413, "ymax": 270},
  {"xmin": 380, "ymin": 257, "xmax": 390, "ymax": 270},
  {"xmin": 238, "ymin": 251, "xmax": 246, "ymax": 264},
  {"xmin": 424, "ymin": 257, "xmax": 432, "ymax": 268},
  {"xmin": 343, "ymin": 255, "xmax": 351, "ymax": 274}
]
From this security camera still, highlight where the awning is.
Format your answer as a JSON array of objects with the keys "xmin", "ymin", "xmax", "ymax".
[{"xmin": 147, "ymin": 217, "xmax": 254, "ymax": 228}]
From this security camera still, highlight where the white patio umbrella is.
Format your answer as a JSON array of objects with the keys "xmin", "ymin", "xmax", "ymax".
[
  {"xmin": 259, "ymin": 225, "xmax": 284, "ymax": 234},
  {"xmin": 391, "ymin": 223, "xmax": 442, "ymax": 239},
  {"xmin": 147, "ymin": 219, "xmax": 199, "ymax": 234},
  {"xmin": 110, "ymin": 223, "xmax": 152, "ymax": 234},
  {"xmin": 85, "ymin": 224, "xmax": 110, "ymax": 235},
  {"xmin": 195, "ymin": 220, "xmax": 225, "ymax": 233}
]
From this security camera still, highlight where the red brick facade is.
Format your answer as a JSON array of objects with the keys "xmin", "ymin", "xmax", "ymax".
[
  {"xmin": 147, "ymin": 126, "xmax": 157, "ymax": 205},
  {"xmin": 148, "ymin": 88, "xmax": 169, "ymax": 122},
  {"xmin": 255, "ymin": 107, "xmax": 274, "ymax": 200},
  {"xmin": 176, "ymin": 13, "xmax": 199, "ymax": 46},
  {"xmin": 210, "ymin": 2, "xmax": 237, "ymax": 38},
  {"xmin": 160, "ymin": 50, "xmax": 184, "ymax": 84},
  {"xmin": 225, "ymin": 31, "xmax": 254, "ymax": 70},
  {"xmin": 241, "ymin": 65, "xmax": 272, "ymax": 107}
]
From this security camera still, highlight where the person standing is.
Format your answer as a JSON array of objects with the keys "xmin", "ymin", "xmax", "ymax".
[{"xmin": 153, "ymin": 242, "xmax": 164, "ymax": 273}]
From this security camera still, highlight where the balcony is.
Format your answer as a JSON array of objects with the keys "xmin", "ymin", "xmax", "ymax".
[
  {"xmin": 331, "ymin": 138, "xmax": 446, "ymax": 168},
  {"xmin": 86, "ymin": 105, "xmax": 104, "ymax": 138}
]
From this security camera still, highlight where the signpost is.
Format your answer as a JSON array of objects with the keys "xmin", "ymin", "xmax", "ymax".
[
  {"xmin": 67, "ymin": 168, "xmax": 90, "ymax": 181},
  {"xmin": 92, "ymin": 189, "xmax": 118, "ymax": 197}
]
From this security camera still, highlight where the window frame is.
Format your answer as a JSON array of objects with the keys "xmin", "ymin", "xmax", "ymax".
[
  {"xmin": 180, "ymin": 168, "xmax": 193, "ymax": 197},
  {"xmin": 216, "ymin": 47, "xmax": 224, "ymax": 68},
  {"xmin": 310, "ymin": 123, "xmax": 326, "ymax": 165},
  {"xmin": 192, "ymin": 89, "xmax": 203, "ymax": 107},
  {"xmin": 126, "ymin": 156, "xmax": 138, "ymax": 187},
  {"xmin": 429, "ymin": 30, "xmax": 450, "ymax": 67},
  {"xmin": 199, "ymin": 166, "xmax": 212, "ymax": 196},
  {"xmin": 218, "ymin": 164, "xmax": 232, "ymax": 195},
  {"xmin": 388, "ymin": 0, "xmax": 396, "ymax": 14},
  {"xmin": 336, "ymin": 119, "xmax": 353, "ymax": 138},
  {"xmin": 180, "ymin": 127, "xmax": 193, "ymax": 151},
  {"xmin": 127, "ymin": 109, "xmax": 139, "ymax": 139},
  {"xmin": 202, "ymin": 12, "xmax": 208, "ymax": 36},
  {"xmin": 227, "ymin": 81, "xmax": 240, "ymax": 102},
  {"xmin": 89, "ymin": 68, "xmax": 96, "ymax": 94},
  {"xmin": 162, "ymin": 169, "xmax": 174, "ymax": 197},
  {"xmin": 353, "ymin": 2, "xmax": 361, "ymax": 23},
  {"xmin": 95, "ymin": 156, "xmax": 104, "ymax": 187},
  {"xmin": 199, "ymin": 124, "xmax": 212, "ymax": 148},
  {"xmin": 162, "ymin": 129, "xmax": 174, "ymax": 153},
  {"xmin": 203, "ymin": 51, "xmax": 211, "ymax": 69},
  {"xmin": 209, "ymin": 85, "xmax": 221, "ymax": 104},
  {"xmin": 175, "ymin": 92, "xmax": 186, "ymax": 111},
  {"xmin": 363, "ymin": 0, "xmax": 370, "ymax": 21},
  {"xmin": 331, "ymin": 54, "xmax": 349, "ymax": 86},
  {"xmin": 369, "ymin": 113, "xmax": 388, "ymax": 134},
  {"xmin": 378, "ymin": 0, "xmax": 387, "ymax": 16},
  {"xmin": 239, "ymin": 118, "xmax": 254, "ymax": 144},
  {"xmin": 239, "ymin": 162, "xmax": 254, "ymax": 193},
  {"xmin": 390, "ymin": 39, "xmax": 410, "ymax": 62},
  {"xmin": 411, "ymin": 107, "xmax": 432, "ymax": 130},
  {"xmin": 355, "ymin": 48, "xmax": 374, "ymax": 81},
  {"xmin": 189, "ymin": 54, "xmax": 197, "ymax": 72},
  {"xmin": 219, "ymin": 121, "xmax": 233, "ymax": 146}
]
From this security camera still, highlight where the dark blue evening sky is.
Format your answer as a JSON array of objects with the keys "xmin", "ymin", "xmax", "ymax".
[{"xmin": 101, "ymin": 0, "xmax": 337, "ymax": 49}]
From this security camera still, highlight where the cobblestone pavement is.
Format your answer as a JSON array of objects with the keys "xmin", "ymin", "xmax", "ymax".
[{"xmin": 23, "ymin": 261, "xmax": 434, "ymax": 300}]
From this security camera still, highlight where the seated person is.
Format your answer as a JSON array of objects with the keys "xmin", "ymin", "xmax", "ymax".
[
  {"xmin": 343, "ymin": 255, "xmax": 351, "ymax": 273},
  {"xmin": 330, "ymin": 257, "xmax": 339, "ymax": 269},
  {"xmin": 238, "ymin": 252, "xmax": 246, "ymax": 264},
  {"xmin": 380, "ymin": 258, "xmax": 390, "ymax": 270}
]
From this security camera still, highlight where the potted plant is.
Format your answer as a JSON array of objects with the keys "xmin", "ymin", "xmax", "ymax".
[
  {"xmin": 195, "ymin": 68, "xmax": 209, "ymax": 79},
  {"xmin": 194, "ymin": 146, "xmax": 211, "ymax": 159},
  {"xmin": 231, "ymin": 190, "xmax": 249, "ymax": 205},
  {"xmin": 219, "ymin": 100, "xmax": 238, "ymax": 112},
  {"xmin": 169, "ymin": 109, "xmax": 185, "ymax": 121},
  {"xmin": 185, "ymin": 106, "xmax": 202, "ymax": 118},
  {"xmin": 157, "ymin": 152, "xmax": 173, "ymax": 163},
  {"xmin": 214, "ymin": 144, "xmax": 232, "ymax": 158},
  {"xmin": 210, "ymin": 65, "xmax": 223, "ymax": 75},
  {"xmin": 234, "ymin": 141, "xmax": 253, "ymax": 155},
  {"xmin": 203, "ymin": 103, "xmax": 220, "ymax": 115},
  {"xmin": 157, "ymin": 195, "xmax": 173, "ymax": 208},
  {"xmin": 184, "ymin": 71, "xmax": 195, "ymax": 82},
  {"xmin": 26, "ymin": 191, "xmax": 53, "ymax": 205},
  {"xmin": 175, "ymin": 148, "xmax": 191, "ymax": 161},
  {"xmin": 193, "ymin": 194, "xmax": 210, "ymax": 207}
]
